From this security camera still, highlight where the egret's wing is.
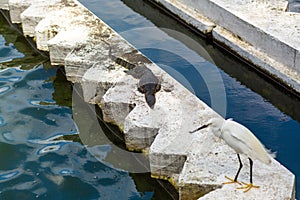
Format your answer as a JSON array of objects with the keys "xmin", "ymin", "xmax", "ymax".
[{"xmin": 222, "ymin": 120, "xmax": 271, "ymax": 164}]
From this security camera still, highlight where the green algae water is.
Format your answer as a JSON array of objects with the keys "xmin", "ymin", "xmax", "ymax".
[{"xmin": 0, "ymin": 11, "xmax": 177, "ymax": 200}]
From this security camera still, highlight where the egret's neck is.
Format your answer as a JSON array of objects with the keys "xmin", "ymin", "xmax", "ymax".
[{"xmin": 211, "ymin": 118, "xmax": 225, "ymax": 138}]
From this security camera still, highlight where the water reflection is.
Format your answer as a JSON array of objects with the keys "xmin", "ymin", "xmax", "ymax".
[
  {"xmin": 0, "ymin": 170, "xmax": 20, "ymax": 182},
  {"xmin": 37, "ymin": 144, "xmax": 62, "ymax": 154},
  {"xmin": 0, "ymin": 35, "xmax": 24, "ymax": 63},
  {"xmin": 0, "ymin": 85, "xmax": 10, "ymax": 94},
  {"xmin": 2, "ymin": 131, "xmax": 14, "ymax": 142}
]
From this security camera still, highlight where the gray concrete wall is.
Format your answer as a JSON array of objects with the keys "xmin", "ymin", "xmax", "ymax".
[{"xmin": 152, "ymin": 0, "xmax": 300, "ymax": 96}]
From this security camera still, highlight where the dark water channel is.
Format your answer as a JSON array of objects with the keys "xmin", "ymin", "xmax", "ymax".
[{"xmin": 0, "ymin": 0, "xmax": 300, "ymax": 199}]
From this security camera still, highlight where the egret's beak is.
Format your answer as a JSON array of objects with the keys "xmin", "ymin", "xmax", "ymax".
[{"xmin": 189, "ymin": 123, "xmax": 211, "ymax": 133}]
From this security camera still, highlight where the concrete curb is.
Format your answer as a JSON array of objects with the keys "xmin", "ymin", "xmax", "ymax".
[
  {"xmin": 0, "ymin": 0, "xmax": 295, "ymax": 199},
  {"xmin": 150, "ymin": 0, "xmax": 300, "ymax": 96}
]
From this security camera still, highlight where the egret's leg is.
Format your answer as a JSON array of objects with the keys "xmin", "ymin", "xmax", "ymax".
[
  {"xmin": 238, "ymin": 158, "xmax": 260, "ymax": 192},
  {"xmin": 223, "ymin": 154, "xmax": 242, "ymax": 185}
]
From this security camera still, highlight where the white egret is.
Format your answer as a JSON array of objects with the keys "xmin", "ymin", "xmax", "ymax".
[{"xmin": 190, "ymin": 117, "xmax": 272, "ymax": 192}]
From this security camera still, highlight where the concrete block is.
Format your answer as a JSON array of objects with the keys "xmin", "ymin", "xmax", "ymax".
[
  {"xmin": 123, "ymin": 98, "xmax": 162, "ymax": 152},
  {"xmin": 149, "ymin": 82, "xmax": 218, "ymax": 179},
  {"xmin": 101, "ymin": 77, "xmax": 139, "ymax": 131},
  {"xmin": 35, "ymin": 6, "xmax": 86, "ymax": 51},
  {"xmin": 82, "ymin": 60, "xmax": 128, "ymax": 104},
  {"xmin": 47, "ymin": 29, "xmax": 89, "ymax": 66},
  {"xmin": 21, "ymin": 0, "xmax": 91, "ymax": 48},
  {"xmin": 20, "ymin": 2, "xmax": 56, "ymax": 37},
  {"xmin": 64, "ymin": 42, "xmax": 111, "ymax": 83},
  {"xmin": 8, "ymin": 0, "xmax": 35, "ymax": 23},
  {"xmin": 0, "ymin": 0, "xmax": 9, "ymax": 10},
  {"xmin": 155, "ymin": 0, "xmax": 300, "ymax": 96},
  {"xmin": 178, "ymin": 0, "xmax": 299, "ymax": 76}
]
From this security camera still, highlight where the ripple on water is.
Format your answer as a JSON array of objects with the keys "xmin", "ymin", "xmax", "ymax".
[
  {"xmin": 2, "ymin": 131, "xmax": 14, "ymax": 142},
  {"xmin": 0, "ymin": 76, "xmax": 22, "ymax": 82},
  {"xmin": 0, "ymin": 170, "xmax": 20, "ymax": 182},
  {"xmin": 0, "ymin": 116, "xmax": 5, "ymax": 127},
  {"xmin": 37, "ymin": 144, "xmax": 63, "ymax": 155},
  {"xmin": 0, "ymin": 86, "xmax": 10, "ymax": 95},
  {"xmin": 59, "ymin": 169, "xmax": 74, "ymax": 175},
  {"xmin": 29, "ymin": 99, "xmax": 56, "ymax": 107}
]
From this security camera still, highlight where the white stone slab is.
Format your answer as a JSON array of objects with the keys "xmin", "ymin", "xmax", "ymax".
[
  {"xmin": 64, "ymin": 42, "xmax": 111, "ymax": 83},
  {"xmin": 154, "ymin": 0, "xmax": 300, "ymax": 96},
  {"xmin": 149, "ymin": 79, "xmax": 219, "ymax": 178},
  {"xmin": 123, "ymin": 103, "xmax": 161, "ymax": 151},
  {"xmin": 0, "ymin": 0, "xmax": 9, "ymax": 10},
  {"xmin": 82, "ymin": 60, "xmax": 128, "ymax": 104},
  {"xmin": 20, "ymin": 3, "xmax": 55, "ymax": 37},
  {"xmin": 35, "ymin": 5, "xmax": 90, "ymax": 51},
  {"xmin": 47, "ymin": 29, "xmax": 89, "ymax": 66},
  {"xmin": 178, "ymin": 129, "xmax": 295, "ymax": 199},
  {"xmin": 101, "ymin": 76, "xmax": 139, "ymax": 131},
  {"xmin": 8, "ymin": 0, "xmax": 35, "ymax": 23}
]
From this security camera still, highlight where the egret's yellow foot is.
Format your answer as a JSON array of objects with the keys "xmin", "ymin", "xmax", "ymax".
[
  {"xmin": 223, "ymin": 176, "xmax": 241, "ymax": 185},
  {"xmin": 238, "ymin": 182, "xmax": 260, "ymax": 192}
]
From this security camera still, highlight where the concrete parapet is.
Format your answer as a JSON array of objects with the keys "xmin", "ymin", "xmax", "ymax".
[
  {"xmin": 0, "ymin": 0, "xmax": 296, "ymax": 199},
  {"xmin": 151, "ymin": 0, "xmax": 215, "ymax": 34},
  {"xmin": 212, "ymin": 26, "xmax": 300, "ymax": 93},
  {"xmin": 152, "ymin": 0, "xmax": 300, "ymax": 95}
]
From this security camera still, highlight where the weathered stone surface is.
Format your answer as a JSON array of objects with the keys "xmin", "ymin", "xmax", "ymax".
[
  {"xmin": 152, "ymin": 0, "xmax": 215, "ymax": 34},
  {"xmin": 101, "ymin": 77, "xmax": 138, "ymax": 131},
  {"xmin": 64, "ymin": 42, "xmax": 111, "ymax": 82},
  {"xmin": 20, "ymin": 0, "xmax": 61, "ymax": 36},
  {"xmin": 47, "ymin": 29, "xmax": 88, "ymax": 65},
  {"xmin": 1, "ymin": 0, "xmax": 9, "ymax": 10},
  {"xmin": 179, "ymin": 130, "xmax": 295, "ymax": 199},
  {"xmin": 82, "ymin": 60, "xmax": 128, "ymax": 104},
  {"xmin": 149, "ymin": 80, "xmax": 218, "ymax": 179},
  {"xmin": 9, "ymin": 0, "xmax": 34, "ymax": 23},
  {"xmin": 35, "ymin": 8, "xmax": 79, "ymax": 51},
  {"xmin": 123, "ymin": 96, "xmax": 162, "ymax": 152}
]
